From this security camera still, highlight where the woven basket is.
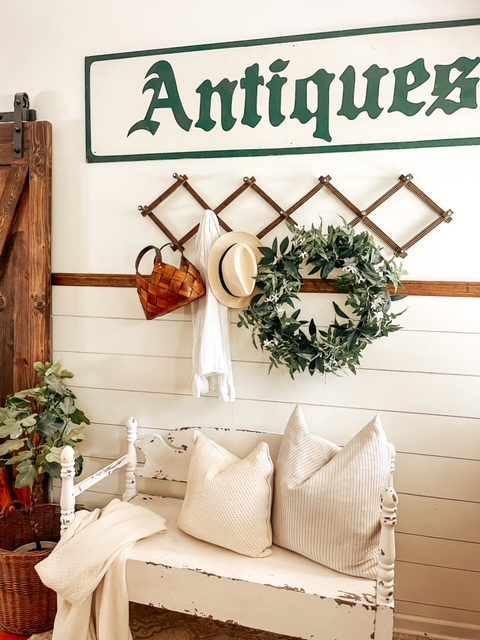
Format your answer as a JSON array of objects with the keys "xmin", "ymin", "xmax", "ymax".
[
  {"xmin": 0, "ymin": 503, "xmax": 60, "ymax": 635},
  {"xmin": 135, "ymin": 244, "xmax": 206, "ymax": 319}
]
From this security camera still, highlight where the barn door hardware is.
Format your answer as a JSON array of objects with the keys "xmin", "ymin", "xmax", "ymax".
[{"xmin": 0, "ymin": 93, "xmax": 37, "ymax": 158}]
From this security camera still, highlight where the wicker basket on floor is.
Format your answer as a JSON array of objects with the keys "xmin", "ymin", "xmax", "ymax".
[{"xmin": 0, "ymin": 503, "xmax": 60, "ymax": 635}]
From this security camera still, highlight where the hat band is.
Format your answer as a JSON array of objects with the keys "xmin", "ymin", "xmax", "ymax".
[{"xmin": 218, "ymin": 245, "xmax": 241, "ymax": 298}]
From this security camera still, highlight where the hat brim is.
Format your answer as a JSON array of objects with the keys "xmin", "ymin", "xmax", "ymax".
[{"xmin": 208, "ymin": 232, "xmax": 262, "ymax": 309}]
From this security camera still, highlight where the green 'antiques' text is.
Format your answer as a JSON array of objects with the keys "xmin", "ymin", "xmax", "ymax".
[{"xmin": 127, "ymin": 56, "xmax": 480, "ymax": 142}]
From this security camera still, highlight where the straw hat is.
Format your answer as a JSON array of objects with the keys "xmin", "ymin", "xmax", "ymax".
[{"xmin": 208, "ymin": 232, "xmax": 262, "ymax": 309}]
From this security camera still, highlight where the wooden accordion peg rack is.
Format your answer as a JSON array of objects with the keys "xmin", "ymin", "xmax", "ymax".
[
  {"xmin": 138, "ymin": 172, "xmax": 453, "ymax": 259},
  {"xmin": 52, "ymin": 172, "xmax": 480, "ymax": 297}
]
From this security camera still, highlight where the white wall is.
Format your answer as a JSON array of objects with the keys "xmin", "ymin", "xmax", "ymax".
[{"xmin": 1, "ymin": 2, "xmax": 479, "ymax": 639}]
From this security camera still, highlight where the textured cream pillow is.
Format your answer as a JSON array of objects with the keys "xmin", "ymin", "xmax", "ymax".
[
  {"xmin": 273, "ymin": 406, "xmax": 392, "ymax": 578},
  {"xmin": 178, "ymin": 431, "xmax": 274, "ymax": 557}
]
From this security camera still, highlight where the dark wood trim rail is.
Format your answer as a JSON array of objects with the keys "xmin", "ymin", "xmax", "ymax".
[{"xmin": 51, "ymin": 274, "xmax": 480, "ymax": 298}]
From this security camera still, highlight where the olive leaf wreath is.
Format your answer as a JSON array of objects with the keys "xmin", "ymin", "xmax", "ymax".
[{"xmin": 238, "ymin": 223, "xmax": 406, "ymax": 378}]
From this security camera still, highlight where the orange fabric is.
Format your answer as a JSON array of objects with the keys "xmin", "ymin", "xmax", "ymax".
[
  {"xmin": 0, "ymin": 632, "xmax": 28, "ymax": 639},
  {"xmin": 0, "ymin": 467, "xmax": 14, "ymax": 508}
]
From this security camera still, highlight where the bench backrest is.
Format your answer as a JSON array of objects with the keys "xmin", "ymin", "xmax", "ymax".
[{"xmin": 135, "ymin": 427, "xmax": 282, "ymax": 483}]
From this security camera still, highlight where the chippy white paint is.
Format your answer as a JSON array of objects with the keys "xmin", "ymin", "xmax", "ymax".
[{"xmin": 60, "ymin": 422, "xmax": 397, "ymax": 640}]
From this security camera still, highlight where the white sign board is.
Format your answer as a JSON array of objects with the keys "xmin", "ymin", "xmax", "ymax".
[{"xmin": 86, "ymin": 19, "xmax": 480, "ymax": 162}]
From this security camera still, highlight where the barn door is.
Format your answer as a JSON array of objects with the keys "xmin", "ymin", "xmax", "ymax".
[{"xmin": 0, "ymin": 94, "xmax": 52, "ymax": 404}]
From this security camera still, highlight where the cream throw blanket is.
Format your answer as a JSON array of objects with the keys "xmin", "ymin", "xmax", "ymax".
[{"xmin": 36, "ymin": 499, "xmax": 167, "ymax": 640}]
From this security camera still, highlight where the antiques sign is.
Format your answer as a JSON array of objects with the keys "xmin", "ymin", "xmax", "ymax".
[{"xmin": 85, "ymin": 19, "xmax": 480, "ymax": 162}]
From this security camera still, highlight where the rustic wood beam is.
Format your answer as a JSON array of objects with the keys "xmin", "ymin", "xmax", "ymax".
[{"xmin": 51, "ymin": 273, "xmax": 480, "ymax": 298}]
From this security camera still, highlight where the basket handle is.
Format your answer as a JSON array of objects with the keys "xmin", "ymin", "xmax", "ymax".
[{"xmin": 135, "ymin": 243, "xmax": 183, "ymax": 274}]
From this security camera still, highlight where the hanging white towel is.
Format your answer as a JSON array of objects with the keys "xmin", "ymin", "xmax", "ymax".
[{"xmin": 191, "ymin": 209, "xmax": 236, "ymax": 402}]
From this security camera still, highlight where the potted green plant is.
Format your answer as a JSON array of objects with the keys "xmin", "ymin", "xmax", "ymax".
[{"xmin": 0, "ymin": 360, "xmax": 90, "ymax": 635}]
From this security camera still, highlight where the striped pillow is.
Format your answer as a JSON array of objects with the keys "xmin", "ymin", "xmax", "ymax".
[
  {"xmin": 178, "ymin": 431, "xmax": 274, "ymax": 557},
  {"xmin": 272, "ymin": 406, "xmax": 392, "ymax": 578}
]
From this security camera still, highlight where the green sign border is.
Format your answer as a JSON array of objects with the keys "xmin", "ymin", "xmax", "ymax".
[{"xmin": 85, "ymin": 18, "xmax": 480, "ymax": 163}]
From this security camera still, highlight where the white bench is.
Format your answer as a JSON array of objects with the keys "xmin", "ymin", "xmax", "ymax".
[{"xmin": 59, "ymin": 418, "xmax": 397, "ymax": 640}]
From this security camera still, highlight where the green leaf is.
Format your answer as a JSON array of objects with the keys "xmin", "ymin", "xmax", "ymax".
[
  {"xmin": 64, "ymin": 425, "xmax": 86, "ymax": 443},
  {"xmin": 235, "ymin": 222, "xmax": 404, "ymax": 380},
  {"xmin": 60, "ymin": 396, "xmax": 75, "ymax": 415},
  {"xmin": 332, "ymin": 301, "xmax": 350, "ymax": 320},
  {"xmin": 14, "ymin": 463, "xmax": 37, "ymax": 489},
  {"xmin": 45, "ymin": 446, "xmax": 64, "ymax": 464},
  {"xmin": 43, "ymin": 461, "xmax": 61, "ymax": 479},
  {"xmin": 0, "ymin": 421, "xmax": 22, "ymax": 439},
  {"xmin": 36, "ymin": 412, "xmax": 64, "ymax": 437},
  {"xmin": 75, "ymin": 455, "xmax": 84, "ymax": 477},
  {"xmin": 0, "ymin": 439, "xmax": 26, "ymax": 457},
  {"xmin": 346, "ymin": 331, "xmax": 357, "ymax": 350},
  {"xmin": 280, "ymin": 237, "xmax": 289, "ymax": 254},
  {"xmin": 5, "ymin": 450, "xmax": 33, "ymax": 465}
]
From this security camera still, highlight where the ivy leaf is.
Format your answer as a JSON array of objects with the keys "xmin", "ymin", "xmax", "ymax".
[
  {"xmin": 36, "ymin": 412, "xmax": 64, "ymax": 437},
  {"xmin": 60, "ymin": 396, "xmax": 75, "ymax": 415},
  {"xmin": 5, "ymin": 450, "xmax": 33, "ymax": 465},
  {"xmin": 45, "ymin": 446, "xmax": 64, "ymax": 464},
  {"xmin": 0, "ymin": 439, "xmax": 26, "ymax": 457},
  {"xmin": 44, "ymin": 461, "xmax": 61, "ymax": 479},
  {"xmin": 0, "ymin": 421, "xmax": 22, "ymax": 439},
  {"xmin": 14, "ymin": 462, "xmax": 37, "ymax": 489},
  {"xmin": 70, "ymin": 408, "xmax": 90, "ymax": 425}
]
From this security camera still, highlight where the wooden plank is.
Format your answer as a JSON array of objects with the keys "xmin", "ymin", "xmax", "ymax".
[
  {"xmin": 0, "ymin": 123, "xmax": 30, "ymax": 161},
  {"xmin": 396, "ymin": 533, "xmax": 480, "ymax": 572},
  {"xmin": 395, "ymin": 563, "xmax": 480, "ymax": 612},
  {"xmin": 12, "ymin": 121, "xmax": 51, "ymax": 392},
  {"xmin": 0, "ymin": 163, "xmax": 28, "ymax": 256},
  {"xmin": 74, "ymin": 404, "xmax": 480, "ymax": 461},
  {"xmin": 397, "ymin": 494, "xmax": 480, "ymax": 543},
  {"xmin": 75, "ymin": 463, "xmax": 480, "ymax": 542},
  {"xmin": 0, "ymin": 167, "xmax": 15, "ymax": 403},
  {"xmin": 0, "ymin": 123, "xmax": 15, "ymax": 144},
  {"xmin": 53, "ymin": 351, "xmax": 480, "ymax": 418},
  {"xmin": 0, "ymin": 144, "xmax": 13, "ymax": 165},
  {"xmin": 52, "ymin": 314, "xmax": 480, "ymax": 376},
  {"xmin": 77, "ymin": 431, "xmax": 480, "ymax": 502},
  {"xmin": 52, "ymin": 286, "xmax": 480, "ymax": 332},
  {"xmin": 395, "ymin": 600, "xmax": 480, "ymax": 628},
  {"xmin": 27, "ymin": 122, "xmax": 52, "ymax": 370},
  {"xmin": 395, "ymin": 454, "xmax": 480, "ymax": 502},
  {"xmin": 53, "ymin": 273, "xmax": 136, "ymax": 287},
  {"xmin": 51, "ymin": 273, "xmax": 480, "ymax": 297}
]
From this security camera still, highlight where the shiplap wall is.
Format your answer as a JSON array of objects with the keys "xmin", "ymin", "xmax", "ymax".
[
  {"xmin": 52, "ymin": 288, "xmax": 480, "ymax": 638},
  {"xmin": 2, "ymin": 1, "xmax": 480, "ymax": 639}
]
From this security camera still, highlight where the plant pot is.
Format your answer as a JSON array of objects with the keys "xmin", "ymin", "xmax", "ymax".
[{"xmin": 0, "ymin": 503, "xmax": 60, "ymax": 635}]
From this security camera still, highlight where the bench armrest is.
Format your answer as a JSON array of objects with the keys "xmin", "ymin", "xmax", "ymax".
[{"xmin": 59, "ymin": 417, "xmax": 138, "ymax": 535}]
